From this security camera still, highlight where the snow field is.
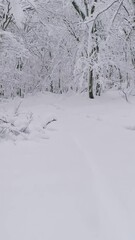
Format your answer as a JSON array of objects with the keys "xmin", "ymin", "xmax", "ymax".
[{"xmin": 0, "ymin": 91, "xmax": 135, "ymax": 240}]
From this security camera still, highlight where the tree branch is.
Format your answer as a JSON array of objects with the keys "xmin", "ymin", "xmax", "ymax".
[
  {"xmin": 72, "ymin": 1, "xmax": 86, "ymax": 21},
  {"xmin": 84, "ymin": 0, "xmax": 89, "ymax": 17},
  {"xmin": 83, "ymin": 0, "xmax": 119, "ymax": 24}
]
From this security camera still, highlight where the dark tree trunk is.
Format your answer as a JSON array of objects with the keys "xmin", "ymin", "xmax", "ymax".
[
  {"xmin": 72, "ymin": 0, "xmax": 98, "ymax": 99},
  {"xmin": 50, "ymin": 81, "xmax": 53, "ymax": 93},
  {"xmin": 89, "ymin": 69, "xmax": 94, "ymax": 99}
]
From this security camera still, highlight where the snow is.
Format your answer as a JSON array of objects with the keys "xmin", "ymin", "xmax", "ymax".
[
  {"xmin": 0, "ymin": 91, "xmax": 135, "ymax": 240},
  {"xmin": 10, "ymin": 0, "xmax": 24, "ymax": 28}
]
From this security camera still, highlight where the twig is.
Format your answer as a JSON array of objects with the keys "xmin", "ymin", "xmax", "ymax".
[
  {"xmin": 0, "ymin": 118, "xmax": 14, "ymax": 126},
  {"xmin": 121, "ymin": 89, "xmax": 129, "ymax": 102},
  {"xmin": 82, "ymin": 0, "xmax": 119, "ymax": 25},
  {"xmin": 14, "ymin": 101, "xmax": 22, "ymax": 115},
  {"xmin": 43, "ymin": 118, "xmax": 57, "ymax": 129}
]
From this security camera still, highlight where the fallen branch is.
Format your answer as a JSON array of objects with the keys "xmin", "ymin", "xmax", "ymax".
[
  {"xmin": 0, "ymin": 112, "xmax": 33, "ymax": 139},
  {"xmin": 14, "ymin": 101, "xmax": 22, "ymax": 116},
  {"xmin": 0, "ymin": 118, "xmax": 14, "ymax": 126},
  {"xmin": 43, "ymin": 118, "xmax": 57, "ymax": 129}
]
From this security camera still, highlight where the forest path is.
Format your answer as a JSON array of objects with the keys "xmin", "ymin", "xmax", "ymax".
[{"xmin": 0, "ymin": 91, "xmax": 135, "ymax": 240}]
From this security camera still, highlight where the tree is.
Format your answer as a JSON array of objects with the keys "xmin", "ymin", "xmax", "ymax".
[
  {"xmin": 71, "ymin": 0, "xmax": 135, "ymax": 98},
  {"xmin": 0, "ymin": 0, "xmax": 135, "ymax": 99}
]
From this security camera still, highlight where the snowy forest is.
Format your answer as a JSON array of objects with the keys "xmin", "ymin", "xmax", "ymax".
[
  {"xmin": 0, "ymin": 0, "xmax": 135, "ymax": 99},
  {"xmin": 1, "ymin": 1, "xmax": 135, "ymax": 240}
]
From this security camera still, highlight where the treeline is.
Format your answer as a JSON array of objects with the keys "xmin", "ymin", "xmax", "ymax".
[{"xmin": 0, "ymin": 0, "xmax": 135, "ymax": 98}]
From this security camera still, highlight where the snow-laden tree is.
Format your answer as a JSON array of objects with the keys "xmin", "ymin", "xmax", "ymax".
[
  {"xmin": 70, "ymin": 0, "xmax": 135, "ymax": 98},
  {"xmin": 0, "ymin": 0, "xmax": 41, "ymax": 97},
  {"xmin": 0, "ymin": 0, "xmax": 135, "ymax": 99},
  {"xmin": 18, "ymin": 0, "xmax": 79, "ymax": 93},
  {"xmin": 98, "ymin": 0, "xmax": 135, "ymax": 94}
]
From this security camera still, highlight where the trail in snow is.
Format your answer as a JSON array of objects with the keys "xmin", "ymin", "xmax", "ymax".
[{"xmin": 0, "ymin": 91, "xmax": 135, "ymax": 240}]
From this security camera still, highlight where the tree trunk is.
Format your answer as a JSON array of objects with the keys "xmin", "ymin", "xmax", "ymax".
[
  {"xmin": 50, "ymin": 81, "xmax": 53, "ymax": 93},
  {"xmin": 72, "ymin": 0, "xmax": 98, "ymax": 99},
  {"xmin": 89, "ymin": 69, "xmax": 94, "ymax": 99}
]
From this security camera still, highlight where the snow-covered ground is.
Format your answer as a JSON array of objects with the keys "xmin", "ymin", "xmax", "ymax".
[{"xmin": 0, "ymin": 91, "xmax": 135, "ymax": 240}]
